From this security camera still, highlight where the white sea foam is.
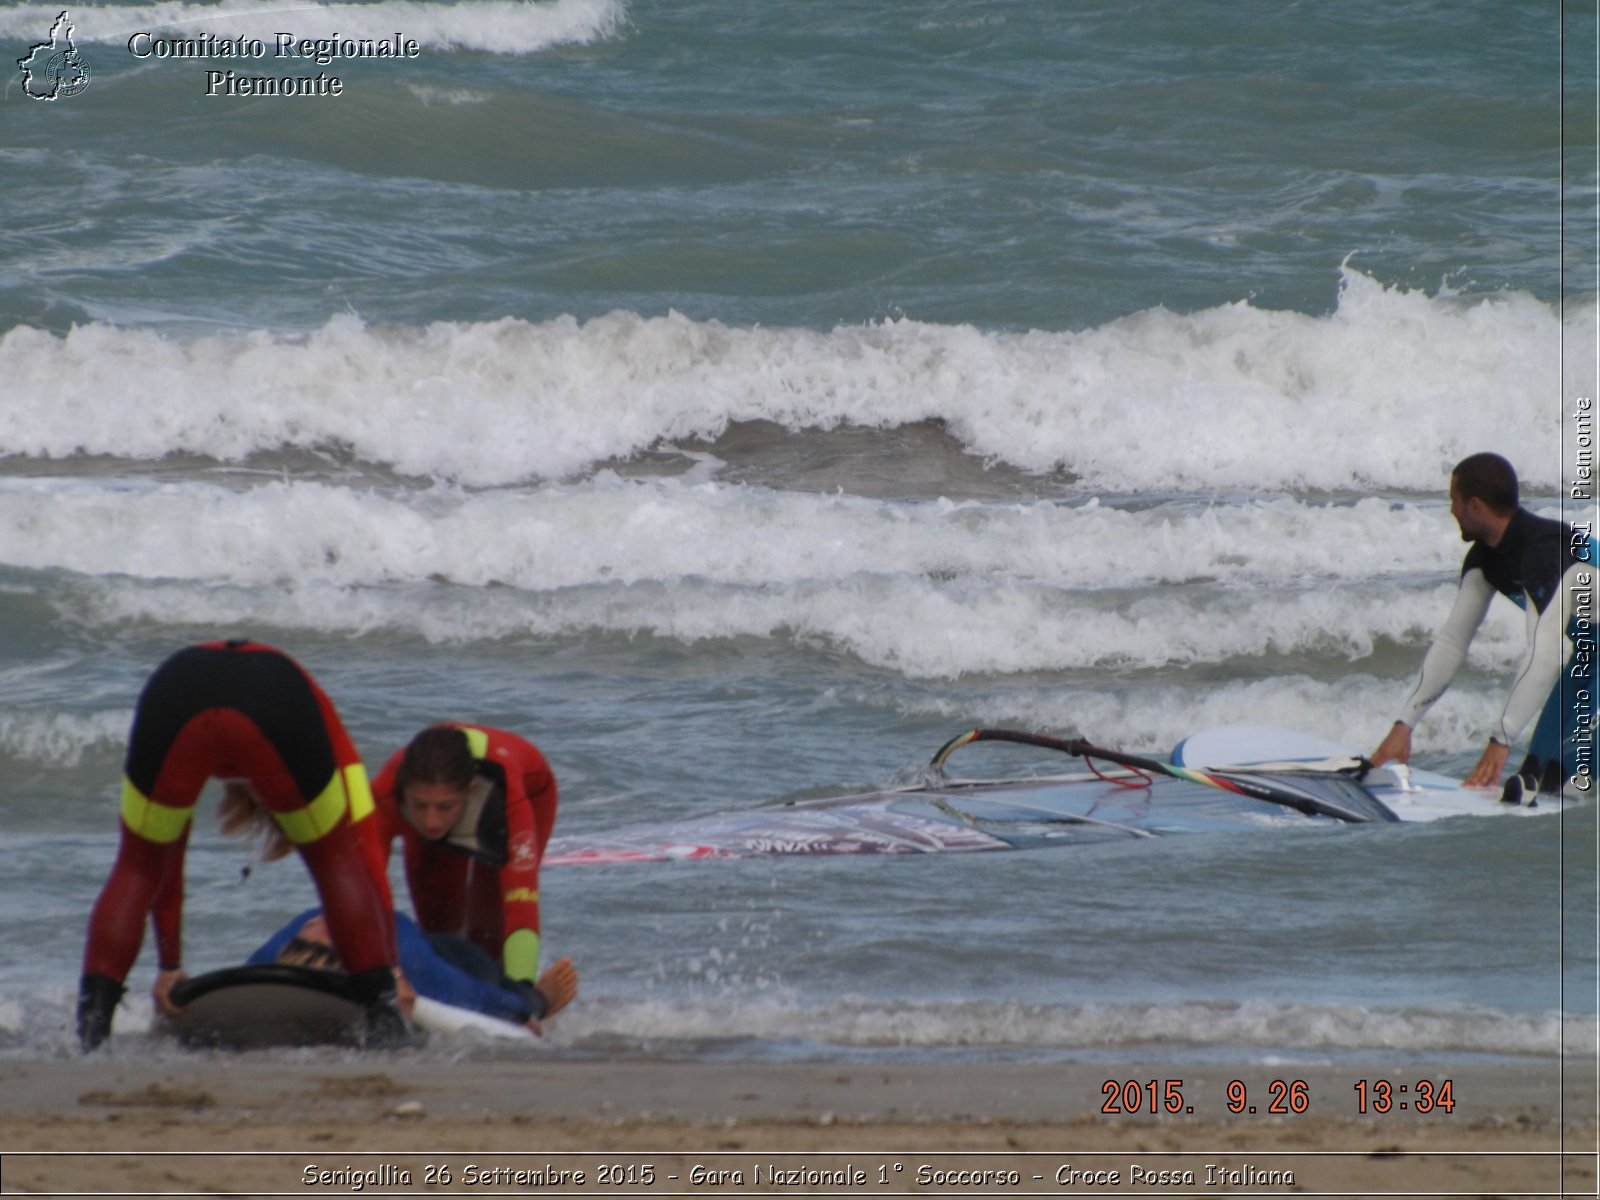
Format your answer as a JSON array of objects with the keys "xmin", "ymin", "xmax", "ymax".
[
  {"xmin": 555, "ymin": 995, "xmax": 1584, "ymax": 1059},
  {"xmin": 0, "ymin": 708, "xmax": 129, "ymax": 767},
  {"xmin": 0, "ymin": 476, "xmax": 1491, "ymax": 589},
  {"xmin": 53, "ymin": 567, "xmax": 1525, "ymax": 689},
  {"xmin": 65, "ymin": 569, "xmax": 1497, "ymax": 668},
  {"xmin": 1, "ymin": 270, "xmax": 1582, "ymax": 491},
  {"xmin": 0, "ymin": 0, "xmax": 628, "ymax": 54},
  {"xmin": 0, "ymin": 475, "xmax": 1531, "ymax": 679},
  {"xmin": 880, "ymin": 676, "xmax": 1512, "ymax": 764},
  {"xmin": 2, "ymin": 991, "xmax": 1578, "ymax": 1061}
]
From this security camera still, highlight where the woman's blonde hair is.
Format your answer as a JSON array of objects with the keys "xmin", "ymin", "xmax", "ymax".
[{"xmin": 217, "ymin": 782, "xmax": 295, "ymax": 863}]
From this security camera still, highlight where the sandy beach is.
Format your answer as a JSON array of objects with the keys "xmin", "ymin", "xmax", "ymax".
[{"xmin": 1, "ymin": 1056, "xmax": 1593, "ymax": 1197}]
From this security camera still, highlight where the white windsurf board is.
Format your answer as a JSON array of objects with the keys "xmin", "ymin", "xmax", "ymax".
[{"xmin": 1172, "ymin": 724, "xmax": 1569, "ymax": 821}]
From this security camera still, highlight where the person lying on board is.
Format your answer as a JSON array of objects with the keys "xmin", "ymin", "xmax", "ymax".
[
  {"xmin": 78, "ymin": 639, "xmax": 413, "ymax": 1052},
  {"xmin": 1370, "ymin": 453, "xmax": 1597, "ymax": 804},
  {"xmin": 367, "ymin": 724, "xmax": 573, "ymax": 1001},
  {"xmin": 251, "ymin": 909, "xmax": 577, "ymax": 1035}
]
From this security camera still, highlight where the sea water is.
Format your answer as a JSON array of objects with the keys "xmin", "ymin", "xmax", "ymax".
[{"xmin": 0, "ymin": 0, "xmax": 1594, "ymax": 1070}]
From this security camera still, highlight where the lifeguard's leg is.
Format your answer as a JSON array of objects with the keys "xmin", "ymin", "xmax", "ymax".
[
  {"xmin": 83, "ymin": 833, "xmax": 169, "ymax": 981},
  {"xmin": 295, "ymin": 828, "xmax": 395, "ymax": 976},
  {"xmin": 80, "ymin": 764, "xmax": 198, "ymax": 1051},
  {"xmin": 295, "ymin": 830, "xmax": 414, "ymax": 1047},
  {"xmin": 506, "ymin": 770, "xmax": 559, "ymax": 977},
  {"xmin": 257, "ymin": 762, "xmax": 412, "ymax": 1046},
  {"xmin": 78, "ymin": 832, "xmax": 168, "ymax": 1049},
  {"xmin": 1521, "ymin": 687, "xmax": 1564, "ymax": 793},
  {"xmin": 259, "ymin": 757, "xmax": 412, "ymax": 1047}
]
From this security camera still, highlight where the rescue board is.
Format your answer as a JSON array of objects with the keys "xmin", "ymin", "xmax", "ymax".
[{"xmin": 167, "ymin": 965, "xmax": 527, "ymax": 1048}]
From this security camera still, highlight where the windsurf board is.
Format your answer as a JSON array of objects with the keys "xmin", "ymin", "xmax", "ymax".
[{"xmin": 1171, "ymin": 724, "xmax": 1571, "ymax": 821}]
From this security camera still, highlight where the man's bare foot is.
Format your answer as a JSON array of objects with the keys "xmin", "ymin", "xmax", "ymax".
[{"xmin": 536, "ymin": 957, "xmax": 578, "ymax": 1018}]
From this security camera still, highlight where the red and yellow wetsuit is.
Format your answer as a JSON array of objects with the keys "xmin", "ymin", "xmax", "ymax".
[
  {"xmin": 371, "ymin": 725, "xmax": 557, "ymax": 987},
  {"xmin": 82, "ymin": 641, "xmax": 398, "ymax": 994}
]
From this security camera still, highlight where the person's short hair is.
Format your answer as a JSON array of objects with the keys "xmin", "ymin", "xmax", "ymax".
[
  {"xmin": 1451, "ymin": 453, "xmax": 1518, "ymax": 514},
  {"xmin": 276, "ymin": 936, "xmax": 343, "ymax": 972},
  {"xmin": 395, "ymin": 725, "xmax": 476, "ymax": 798}
]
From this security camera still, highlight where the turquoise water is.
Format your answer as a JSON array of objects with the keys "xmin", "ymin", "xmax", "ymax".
[{"xmin": 0, "ymin": 0, "xmax": 1594, "ymax": 1067}]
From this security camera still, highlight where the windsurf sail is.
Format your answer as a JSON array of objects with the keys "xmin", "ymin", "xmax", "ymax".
[{"xmin": 931, "ymin": 729, "xmax": 1399, "ymax": 824}]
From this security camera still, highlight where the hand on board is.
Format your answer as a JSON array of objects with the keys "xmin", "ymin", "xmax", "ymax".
[
  {"xmin": 1369, "ymin": 722, "xmax": 1411, "ymax": 768},
  {"xmin": 151, "ymin": 967, "xmax": 188, "ymax": 1018},
  {"xmin": 394, "ymin": 967, "xmax": 417, "ymax": 1018},
  {"xmin": 1462, "ymin": 740, "xmax": 1509, "ymax": 790}
]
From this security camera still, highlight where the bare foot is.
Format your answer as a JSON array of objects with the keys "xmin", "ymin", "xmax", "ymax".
[{"xmin": 536, "ymin": 957, "xmax": 578, "ymax": 1019}]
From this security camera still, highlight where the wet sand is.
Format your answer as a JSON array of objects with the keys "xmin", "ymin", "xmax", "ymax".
[{"xmin": 0, "ymin": 1056, "xmax": 1594, "ymax": 1196}]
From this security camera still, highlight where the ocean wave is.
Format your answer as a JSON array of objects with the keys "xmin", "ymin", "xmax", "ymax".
[
  {"xmin": 0, "ymin": 673, "xmax": 1508, "ymax": 781},
  {"xmin": 0, "ymin": 474, "xmax": 1534, "ymax": 678},
  {"xmin": 0, "ymin": 475, "xmax": 1502, "ymax": 590},
  {"xmin": 0, "ymin": 708, "xmax": 129, "ymax": 768},
  {"xmin": 0, "ymin": 269, "xmax": 1582, "ymax": 491},
  {"xmin": 52, "ymin": 570, "xmax": 1524, "ymax": 683},
  {"xmin": 876, "ymin": 675, "xmax": 1510, "ymax": 765}
]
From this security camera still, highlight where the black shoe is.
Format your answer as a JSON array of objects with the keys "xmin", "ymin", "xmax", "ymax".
[
  {"xmin": 76, "ymin": 973, "xmax": 126, "ymax": 1052},
  {"xmin": 1499, "ymin": 771, "xmax": 1540, "ymax": 807}
]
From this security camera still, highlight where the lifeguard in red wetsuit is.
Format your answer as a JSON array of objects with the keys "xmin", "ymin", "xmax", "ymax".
[
  {"xmin": 371, "ymin": 725, "xmax": 576, "ymax": 1020},
  {"xmin": 78, "ymin": 640, "xmax": 411, "ymax": 1050}
]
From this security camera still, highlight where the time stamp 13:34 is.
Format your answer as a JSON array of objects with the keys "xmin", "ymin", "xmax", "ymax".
[{"xmin": 1100, "ymin": 1078, "xmax": 1456, "ymax": 1117}]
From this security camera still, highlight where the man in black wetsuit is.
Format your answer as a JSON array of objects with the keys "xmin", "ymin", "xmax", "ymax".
[{"xmin": 1371, "ymin": 453, "xmax": 1596, "ymax": 803}]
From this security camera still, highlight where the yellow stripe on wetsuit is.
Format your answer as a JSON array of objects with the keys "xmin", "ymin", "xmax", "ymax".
[
  {"xmin": 274, "ymin": 763, "xmax": 374, "ymax": 844},
  {"xmin": 502, "ymin": 927, "xmax": 541, "ymax": 985},
  {"xmin": 119, "ymin": 763, "xmax": 374, "ymax": 846},
  {"xmin": 119, "ymin": 778, "xmax": 195, "ymax": 844},
  {"xmin": 459, "ymin": 726, "xmax": 490, "ymax": 759}
]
